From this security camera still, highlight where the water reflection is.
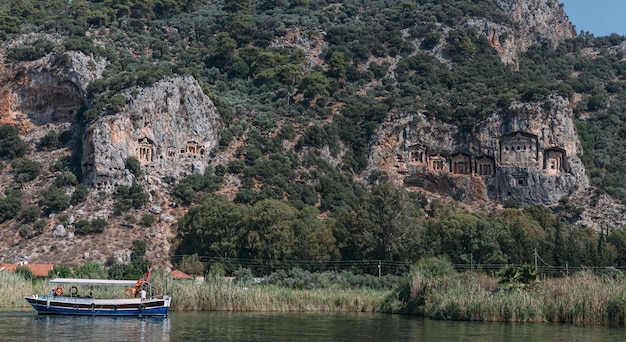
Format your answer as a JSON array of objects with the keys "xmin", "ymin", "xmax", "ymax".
[
  {"xmin": 0, "ymin": 311, "xmax": 170, "ymax": 342},
  {"xmin": 2, "ymin": 310, "xmax": 626, "ymax": 341}
]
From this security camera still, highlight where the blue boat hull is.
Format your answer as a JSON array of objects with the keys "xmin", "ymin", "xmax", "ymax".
[{"xmin": 24, "ymin": 296, "xmax": 170, "ymax": 317}]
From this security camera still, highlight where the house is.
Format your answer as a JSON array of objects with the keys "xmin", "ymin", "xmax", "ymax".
[
  {"xmin": 0, "ymin": 263, "xmax": 54, "ymax": 278},
  {"xmin": 169, "ymin": 270, "xmax": 192, "ymax": 280}
]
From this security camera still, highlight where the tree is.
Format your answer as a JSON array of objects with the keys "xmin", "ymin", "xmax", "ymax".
[
  {"xmin": 175, "ymin": 194, "xmax": 247, "ymax": 259},
  {"xmin": 73, "ymin": 262, "xmax": 107, "ymax": 279},
  {"xmin": 223, "ymin": 0, "xmax": 250, "ymax": 13},
  {"xmin": 49, "ymin": 264, "xmax": 73, "ymax": 278},
  {"xmin": 299, "ymin": 71, "xmax": 330, "ymax": 100},
  {"xmin": 244, "ymin": 199, "xmax": 298, "ymax": 265},
  {"xmin": 328, "ymin": 51, "xmax": 347, "ymax": 80}
]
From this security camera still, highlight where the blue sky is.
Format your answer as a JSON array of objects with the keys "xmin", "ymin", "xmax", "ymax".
[{"xmin": 560, "ymin": 0, "xmax": 626, "ymax": 36}]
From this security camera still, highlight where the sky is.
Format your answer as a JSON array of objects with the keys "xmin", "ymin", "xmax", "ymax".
[{"xmin": 560, "ymin": 0, "xmax": 626, "ymax": 36}]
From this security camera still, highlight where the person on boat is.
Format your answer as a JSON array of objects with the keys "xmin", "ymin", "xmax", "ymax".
[
  {"xmin": 139, "ymin": 288, "xmax": 146, "ymax": 301},
  {"xmin": 50, "ymin": 289, "xmax": 55, "ymax": 297}
]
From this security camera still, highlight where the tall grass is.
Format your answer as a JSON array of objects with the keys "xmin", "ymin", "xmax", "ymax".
[
  {"xmin": 0, "ymin": 272, "xmax": 47, "ymax": 308},
  {"xmin": 148, "ymin": 272, "xmax": 388, "ymax": 312},
  {"xmin": 0, "ymin": 271, "xmax": 391, "ymax": 312},
  {"xmin": 405, "ymin": 269, "xmax": 626, "ymax": 324}
]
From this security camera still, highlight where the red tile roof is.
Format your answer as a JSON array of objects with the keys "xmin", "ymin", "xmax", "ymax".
[
  {"xmin": 0, "ymin": 264, "xmax": 54, "ymax": 277},
  {"xmin": 169, "ymin": 270, "xmax": 192, "ymax": 279}
]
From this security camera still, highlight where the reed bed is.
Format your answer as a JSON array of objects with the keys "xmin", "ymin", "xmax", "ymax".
[
  {"xmin": 0, "ymin": 272, "xmax": 47, "ymax": 308},
  {"xmin": 0, "ymin": 272, "xmax": 389, "ymax": 312},
  {"xmin": 154, "ymin": 274, "xmax": 388, "ymax": 312},
  {"xmin": 409, "ymin": 270, "xmax": 626, "ymax": 324}
]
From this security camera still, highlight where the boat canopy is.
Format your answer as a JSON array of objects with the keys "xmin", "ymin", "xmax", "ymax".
[{"xmin": 48, "ymin": 278, "xmax": 138, "ymax": 286}]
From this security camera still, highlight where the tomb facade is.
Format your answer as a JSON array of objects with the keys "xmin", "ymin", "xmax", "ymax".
[
  {"xmin": 450, "ymin": 152, "xmax": 472, "ymax": 175},
  {"xmin": 499, "ymin": 131, "xmax": 538, "ymax": 165},
  {"xmin": 544, "ymin": 147, "xmax": 566, "ymax": 174},
  {"xmin": 429, "ymin": 154, "xmax": 448, "ymax": 172},
  {"xmin": 476, "ymin": 156, "xmax": 495, "ymax": 176}
]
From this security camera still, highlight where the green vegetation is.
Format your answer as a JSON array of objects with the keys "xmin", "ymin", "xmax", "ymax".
[
  {"xmin": 107, "ymin": 240, "xmax": 151, "ymax": 279},
  {"xmin": 175, "ymin": 192, "xmax": 625, "ymax": 275},
  {"xmin": 11, "ymin": 158, "xmax": 42, "ymax": 183},
  {"xmin": 74, "ymin": 218, "xmax": 108, "ymax": 235},
  {"xmin": 0, "ymin": 125, "xmax": 29, "ymax": 160},
  {"xmin": 113, "ymin": 182, "xmax": 148, "ymax": 214},
  {"xmin": 0, "ymin": 189, "xmax": 22, "ymax": 223},
  {"xmin": 399, "ymin": 258, "xmax": 626, "ymax": 324}
]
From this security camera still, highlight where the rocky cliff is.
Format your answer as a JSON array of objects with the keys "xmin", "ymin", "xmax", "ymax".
[
  {"xmin": 467, "ymin": 0, "xmax": 576, "ymax": 67},
  {"xmin": 0, "ymin": 42, "xmax": 223, "ymax": 267},
  {"xmin": 82, "ymin": 75, "xmax": 223, "ymax": 191},
  {"xmin": 368, "ymin": 94, "xmax": 588, "ymax": 209}
]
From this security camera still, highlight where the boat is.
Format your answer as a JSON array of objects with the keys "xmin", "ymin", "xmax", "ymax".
[{"xmin": 24, "ymin": 266, "xmax": 171, "ymax": 317}]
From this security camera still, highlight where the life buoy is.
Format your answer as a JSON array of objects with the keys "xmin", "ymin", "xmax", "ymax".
[
  {"xmin": 90, "ymin": 303, "xmax": 96, "ymax": 311},
  {"xmin": 55, "ymin": 286, "xmax": 64, "ymax": 296},
  {"xmin": 125, "ymin": 287, "xmax": 135, "ymax": 297},
  {"xmin": 73, "ymin": 305, "xmax": 78, "ymax": 310},
  {"xmin": 70, "ymin": 286, "xmax": 79, "ymax": 297},
  {"xmin": 138, "ymin": 303, "xmax": 145, "ymax": 311},
  {"xmin": 113, "ymin": 305, "xmax": 118, "ymax": 311}
]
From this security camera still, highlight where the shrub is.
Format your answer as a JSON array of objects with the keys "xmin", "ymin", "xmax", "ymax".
[
  {"xmin": 125, "ymin": 214, "xmax": 137, "ymax": 225},
  {"xmin": 91, "ymin": 218, "xmax": 108, "ymax": 233},
  {"xmin": 33, "ymin": 219, "xmax": 46, "ymax": 235},
  {"xmin": 18, "ymin": 224, "xmax": 33, "ymax": 238},
  {"xmin": 15, "ymin": 266, "xmax": 34, "ymax": 280},
  {"xmin": 73, "ymin": 262, "xmax": 106, "ymax": 279},
  {"xmin": 141, "ymin": 213, "xmax": 155, "ymax": 227},
  {"xmin": 73, "ymin": 219, "xmax": 91, "ymax": 234},
  {"xmin": 114, "ymin": 182, "xmax": 148, "ymax": 214},
  {"xmin": 19, "ymin": 205, "xmax": 41, "ymax": 223},
  {"xmin": 125, "ymin": 156, "xmax": 142, "ymax": 177},
  {"xmin": 0, "ymin": 120, "xmax": 33, "ymax": 160},
  {"xmin": 0, "ymin": 189, "xmax": 23, "ymax": 222},
  {"xmin": 73, "ymin": 218, "xmax": 108, "ymax": 234},
  {"xmin": 38, "ymin": 130, "xmax": 60, "ymax": 150},
  {"xmin": 71, "ymin": 184, "xmax": 89, "ymax": 204},
  {"xmin": 176, "ymin": 254, "xmax": 206, "ymax": 276},
  {"xmin": 413, "ymin": 256, "xmax": 456, "ymax": 279},
  {"xmin": 12, "ymin": 158, "xmax": 42, "ymax": 183},
  {"xmin": 40, "ymin": 186, "xmax": 70, "ymax": 214},
  {"xmin": 53, "ymin": 171, "xmax": 78, "ymax": 187}
]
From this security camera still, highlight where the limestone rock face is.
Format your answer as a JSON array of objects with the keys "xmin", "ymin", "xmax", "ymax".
[
  {"xmin": 82, "ymin": 75, "xmax": 223, "ymax": 188},
  {"xmin": 494, "ymin": 0, "xmax": 575, "ymax": 49},
  {"xmin": 368, "ymin": 95, "xmax": 588, "ymax": 206},
  {"xmin": 466, "ymin": 0, "xmax": 575, "ymax": 67},
  {"xmin": 0, "ymin": 52, "xmax": 94, "ymax": 132}
]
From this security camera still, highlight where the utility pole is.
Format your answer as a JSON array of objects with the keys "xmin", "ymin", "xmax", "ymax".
[{"xmin": 534, "ymin": 248, "xmax": 538, "ymax": 270}]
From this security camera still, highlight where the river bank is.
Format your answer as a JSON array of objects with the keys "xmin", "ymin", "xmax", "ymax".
[{"xmin": 5, "ymin": 267, "xmax": 626, "ymax": 324}]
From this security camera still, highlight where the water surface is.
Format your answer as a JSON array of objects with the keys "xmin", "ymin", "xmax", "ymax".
[{"xmin": 2, "ymin": 310, "xmax": 626, "ymax": 341}]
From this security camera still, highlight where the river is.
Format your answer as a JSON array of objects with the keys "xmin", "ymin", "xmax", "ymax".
[{"xmin": 2, "ymin": 310, "xmax": 625, "ymax": 341}]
